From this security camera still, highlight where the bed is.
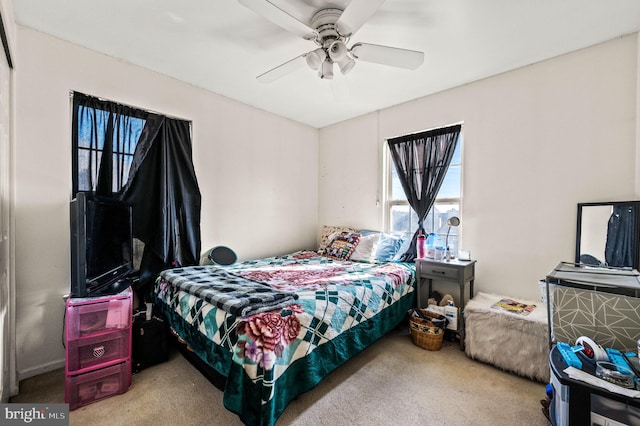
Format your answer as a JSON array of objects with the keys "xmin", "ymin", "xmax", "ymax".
[{"xmin": 151, "ymin": 242, "xmax": 415, "ymax": 425}]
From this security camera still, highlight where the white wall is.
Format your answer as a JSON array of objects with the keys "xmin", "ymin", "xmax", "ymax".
[
  {"xmin": 13, "ymin": 26, "xmax": 318, "ymax": 378},
  {"xmin": 319, "ymin": 34, "xmax": 639, "ymax": 302},
  {"xmin": 0, "ymin": 0, "xmax": 16, "ymax": 59},
  {"xmin": 318, "ymin": 112, "xmax": 382, "ymax": 231}
]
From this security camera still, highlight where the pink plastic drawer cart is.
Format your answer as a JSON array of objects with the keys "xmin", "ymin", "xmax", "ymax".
[{"xmin": 64, "ymin": 287, "xmax": 132, "ymax": 410}]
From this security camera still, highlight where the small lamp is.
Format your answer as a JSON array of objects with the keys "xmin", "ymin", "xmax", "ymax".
[
  {"xmin": 318, "ymin": 59, "xmax": 334, "ymax": 79},
  {"xmin": 335, "ymin": 55, "xmax": 356, "ymax": 74},
  {"xmin": 445, "ymin": 216, "xmax": 460, "ymax": 261},
  {"xmin": 328, "ymin": 41, "xmax": 355, "ymax": 74},
  {"xmin": 305, "ymin": 48, "xmax": 326, "ymax": 71},
  {"xmin": 328, "ymin": 40, "xmax": 348, "ymax": 62}
]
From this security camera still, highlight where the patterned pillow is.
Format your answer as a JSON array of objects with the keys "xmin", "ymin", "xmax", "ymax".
[
  {"xmin": 318, "ymin": 225, "xmax": 356, "ymax": 254},
  {"xmin": 323, "ymin": 232, "xmax": 361, "ymax": 260}
]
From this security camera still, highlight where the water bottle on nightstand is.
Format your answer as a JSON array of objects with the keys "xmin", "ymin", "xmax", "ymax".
[
  {"xmin": 426, "ymin": 233, "xmax": 445, "ymax": 260},
  {"xmin": 417, "ymin": 231, "xmax": 426, "ymax": 259}
]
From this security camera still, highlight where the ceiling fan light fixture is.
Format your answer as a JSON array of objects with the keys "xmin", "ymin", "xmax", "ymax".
[
  {"xmin": 319, "ymin": 59, "xmax": 334, "ymax": 79},
  {"xmin": 336, "ymin": 55, "xmax": 356, "ymax": 74},
  {"xmin": 242, "ymin": 1, "xmax": 424, "ymax": 82},
  {"xmin": 328, "ymin": 40, "xmax": 348, "ymax": 62},
  {"xmin": 305, "ymin": 48, "xmax": 326, "ymax": 71}
]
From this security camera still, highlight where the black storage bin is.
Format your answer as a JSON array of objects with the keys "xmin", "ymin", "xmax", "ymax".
[{"xmin": 132, "ymin": 314, "xmax": 169, "ymax": 373}]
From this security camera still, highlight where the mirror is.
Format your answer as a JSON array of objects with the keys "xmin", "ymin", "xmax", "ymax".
[{"xmin": 576, "ymin": 201, "xmax": 640, "ymax": 270}]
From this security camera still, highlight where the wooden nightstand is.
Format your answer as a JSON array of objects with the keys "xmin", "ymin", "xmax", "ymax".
[{"xmin": 415, "ymin": 258, "xmax": 476, "ymax": 350}]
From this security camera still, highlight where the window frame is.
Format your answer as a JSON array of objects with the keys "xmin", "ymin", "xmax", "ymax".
[{"xmin": 71, "ymin": 93, "xmax": 147, "ymax": 196}]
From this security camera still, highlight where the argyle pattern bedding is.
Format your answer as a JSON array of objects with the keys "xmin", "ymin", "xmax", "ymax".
[{"xmin": 153, "ymin": 250, "xmax": 415, "ymax": 426}]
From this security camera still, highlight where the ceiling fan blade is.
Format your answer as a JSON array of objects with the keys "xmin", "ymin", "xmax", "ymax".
[
  {"xmin": 350, "ymin": 43, "xmax": 424, "ymax": 70},
  {"xmin": 257, "ymin": 54, "xmax": 308, "ymax": 83},
  {"xmin": 238, "ymin": 0, "xmax": 318, "ymax": 40},
  {"xmin": 335, "ymin": 0, "xmax": 386, "ymax": 36}
]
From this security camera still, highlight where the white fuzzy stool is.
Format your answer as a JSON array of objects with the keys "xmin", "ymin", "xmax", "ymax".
[{"xmin": 464, "ymin": 292, "xmax": 549, "ymax": 382}]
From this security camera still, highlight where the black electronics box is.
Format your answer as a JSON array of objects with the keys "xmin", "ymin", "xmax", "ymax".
[{"xmin": 132, "ymin": 314, "xmax": 169, "ymax": 373}]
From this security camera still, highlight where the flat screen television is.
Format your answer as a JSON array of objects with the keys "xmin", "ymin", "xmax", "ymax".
[{"xmin": 70, "ymin": 192, "xmax": 133, "ymax": 297}]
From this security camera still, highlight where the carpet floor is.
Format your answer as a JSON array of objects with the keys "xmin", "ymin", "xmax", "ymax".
[{"xmin": 10, "ymin": 326, "xmax": 550, "ymax": 425}]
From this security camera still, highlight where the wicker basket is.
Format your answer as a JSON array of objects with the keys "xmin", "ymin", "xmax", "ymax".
[{"xmin": 408, "ymin": 308, "xmax": 446, "ymax": 351}]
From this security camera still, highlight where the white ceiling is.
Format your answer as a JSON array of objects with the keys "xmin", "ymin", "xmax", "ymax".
[{"xmin": 12, "ymin": 0, "xmax": 640, "ymax": 128}]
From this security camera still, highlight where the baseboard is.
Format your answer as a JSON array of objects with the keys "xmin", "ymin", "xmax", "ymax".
[{"xmin": 18, "ymin": 358, "xmax": 65, "ymax": 381}]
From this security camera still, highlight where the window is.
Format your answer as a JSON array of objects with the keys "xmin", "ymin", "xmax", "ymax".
[
  {"xmin": 385, "ymin": 131, "xmax": 462, "ymax": 254},
  {"xmin": 72, "ymin": 93, "xmax": 146, "ymax": 195}
]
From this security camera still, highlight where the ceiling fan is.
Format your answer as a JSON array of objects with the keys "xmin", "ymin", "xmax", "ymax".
[{"xmin": 238, "ymin": 0, "xmax": 425, "ymax": 82}]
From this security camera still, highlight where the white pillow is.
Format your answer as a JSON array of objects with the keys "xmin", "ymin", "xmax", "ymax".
[{"xmin": 350, "ymin": 233, "xmax": 381, "ymax": 262}]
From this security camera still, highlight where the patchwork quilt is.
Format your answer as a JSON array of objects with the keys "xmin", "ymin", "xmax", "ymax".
[{"xmin": 153, "ymin": 250, "xmax": 415, "ymax": 426}]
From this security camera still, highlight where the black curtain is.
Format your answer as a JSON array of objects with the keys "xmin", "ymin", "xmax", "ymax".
[
  {"xmin": 118, "ymin": 115, "xmax": 202, "ymax": 290},
  {"xmin": 388, "ymin": 125, "xmax": 461, "ymax": 262},
  {"xmin": 73, "ymin": 93, "xmax": 201, "ymax": 296},
  {"xmin": 605, "ymin": 205, "xmax": 634, "ymax": 267}
]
